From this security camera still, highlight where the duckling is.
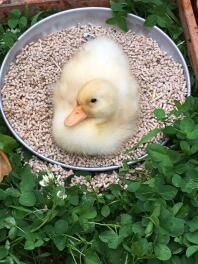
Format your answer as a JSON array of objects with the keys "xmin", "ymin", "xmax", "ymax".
[{"xmin": 52, "ymin": 36, "xmax": 139, "ymax": 155}]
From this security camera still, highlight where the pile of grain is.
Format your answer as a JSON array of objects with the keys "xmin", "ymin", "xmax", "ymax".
[
  {"xmin": 2, "ymin": 24, "xmax": 187, "ymax": 170},
  {"xmin": 27, "ymin": 155, "xmax": 140, "ymax": 191}
]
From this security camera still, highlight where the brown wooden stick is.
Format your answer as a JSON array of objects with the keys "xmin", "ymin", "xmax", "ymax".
[
  {"xmin": 178, "ymin": 0, "xmax": 198, "ymax": 80},
  {"xmin": 193, "ymin": 0, "xmax": 198, "ymax": 22},
  {"xmin": 0, "ymin": 150, "xmax": 12, "ymax": 182},
  {"xmin": 0, "ymin": 0, "xmax": 109, "ymax": 21}
]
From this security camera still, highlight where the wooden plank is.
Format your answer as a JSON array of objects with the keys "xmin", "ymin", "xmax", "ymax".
[
  {"xmin": 178, "ymin": 0, "xmax": 198, "ymax": 80},
  {"xmin": 191, "ymin": 0, "xmax": 198, "ymax": 22},
  {"xmin": 0, "ymin": 0, "xmax": 109, "ymax": 21},
  {"xmin": 194, "ymin": 0, "xmax": 198, "ymax": 22}
]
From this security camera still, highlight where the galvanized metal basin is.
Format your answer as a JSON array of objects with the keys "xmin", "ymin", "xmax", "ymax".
[{"xmin": 0, "ymin": 7, "xmax": 191, "ymax": 171}]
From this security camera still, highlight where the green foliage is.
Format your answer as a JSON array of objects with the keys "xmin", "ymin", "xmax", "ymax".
[
  {"xmin": 0, "ymin": 98, "xmax": 198, "ymax": 263},
  {"xmin": 106, "ymin": 2, "xmax": 128, "ymax": 31},
  {"xmin": 0, "ymin": 8, "xmax": 45, "ymax": 64},
  {"xmin": 0, "ymin": 134, "xmax": 18, "ymax": 153},
  {"xmin": 0, "ymin": 3, "xmax": 198, "ymax": 264},
  {"xmin": 107, "ymin": 0, "xmax": 182, "ymax": 41},
  {"xmin": 107, "ymin": 0, "xmax": 198, "ymax": 94}
]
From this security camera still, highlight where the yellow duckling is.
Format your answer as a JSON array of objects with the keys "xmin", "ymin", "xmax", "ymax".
[{"xmin": 52, "ymin": 36, "xmax": 139, "ymax": 155}]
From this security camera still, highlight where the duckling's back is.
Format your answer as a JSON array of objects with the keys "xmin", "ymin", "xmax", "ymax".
[{"xmin": 61, "ymin": 36, "xmax": 135, "ymax": 96}]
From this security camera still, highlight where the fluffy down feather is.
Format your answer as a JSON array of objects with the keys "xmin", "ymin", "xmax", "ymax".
[{"xmin": 52, "ymin": 36, "xmax": 139, "ymax": 155}]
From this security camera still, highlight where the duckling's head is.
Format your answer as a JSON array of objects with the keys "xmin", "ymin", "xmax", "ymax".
[{"xmin": 64, "ymin": 79, "xmax": 118, "ymax": 127}]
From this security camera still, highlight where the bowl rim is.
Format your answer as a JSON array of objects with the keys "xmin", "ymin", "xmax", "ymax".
[{"xmin": 0, "ymin": 7, "xmax": 191, "ymax": 171}]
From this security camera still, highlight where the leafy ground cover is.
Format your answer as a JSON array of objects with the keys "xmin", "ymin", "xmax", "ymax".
[{"xmin": 0, "ymin": 1, "xmax": 198, "ymax": 263}]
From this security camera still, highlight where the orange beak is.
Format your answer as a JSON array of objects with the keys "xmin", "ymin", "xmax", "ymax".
[{"xmin": 64, "ymin": 105, "xmax": 87, "ymax": 127}]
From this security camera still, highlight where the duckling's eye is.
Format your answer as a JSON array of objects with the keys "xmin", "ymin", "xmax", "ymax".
[{"xmin": 90, "ymin": 98, "xmax": 97, "ymax": 103}]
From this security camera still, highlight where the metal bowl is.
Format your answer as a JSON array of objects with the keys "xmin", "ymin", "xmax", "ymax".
[{"xmin": 0, "ymin": 7, "xmax": 191, "ymax": 171}]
